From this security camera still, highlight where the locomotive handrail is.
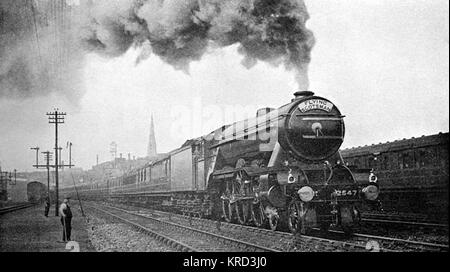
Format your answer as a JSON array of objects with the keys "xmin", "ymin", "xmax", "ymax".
[
  {"xmin": 296, "ymin": 113, "xmax": 345, "ymax": 117},
  {"xmin": 301, "ymin": 117, "xmax": 344, "ymax": 121},
  {"xmin": 212, "ymin": 166, "xmax": 292, "ymax": 178},
  {"xmin": 303, "ymin": 135, "xmax": 344, "ymax": 139}
]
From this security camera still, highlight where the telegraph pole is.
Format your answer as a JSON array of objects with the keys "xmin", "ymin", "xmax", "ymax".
[
  {"xmin": 67, "ymin": 142, "xmax": 73, "ymax": 169},
  {"xmin": 31, "ymin": 147, "xmax": 40, "ymax": 166},
  {"xmin": 31, "ymin": 146, "xmax": 73, "ymax": 216},
  {"xmin": 42, "ymin": 151, "xmax": 52, "ymax": 200},
  {"xmin": 47, "ymin": 109, "xmax": 66, "ymax": 216},
  {"xmin": 55, "ymin": 147, "xmax": 63, "ymax": 167}
]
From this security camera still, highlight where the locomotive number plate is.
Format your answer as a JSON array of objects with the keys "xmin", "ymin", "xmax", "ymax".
[
  {"xmin": 335, "ymin": 189, "xmax": 358, "ymax": 197},
  {"xmin": 298, "ymin": 99, "xmax": 333, "ymax": 113}
]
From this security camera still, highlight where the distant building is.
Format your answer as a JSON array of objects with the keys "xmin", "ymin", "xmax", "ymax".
[
  {"xmin": 147, "ymin": 114, "xmax": 157, "ymax": 158},
  {"xmin": 80, "ymin": 115, "xmax": 164, "ymax": 184}
]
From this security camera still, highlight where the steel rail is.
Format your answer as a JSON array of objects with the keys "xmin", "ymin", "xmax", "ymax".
[
  {"xmin": 0, "ymin": 203, "xmax": 35, "ymax": 215},
  {"xmin": 88, "ymin": 203, "xmax": 279, "ymax": 252},
  {"xmin": 321, "ymin": 229, "xmax": 449, "ymax": 252},
  {"xmin": 98, "ymin": 203, "xmax": 374, "ymax": 252},
  {"xmin": 88, "ymin": 204, "xmax": 197, "ymax": 252},
  {"xmin": 362, "ymin": 218, "xmax": 449, "ymax": 229}
]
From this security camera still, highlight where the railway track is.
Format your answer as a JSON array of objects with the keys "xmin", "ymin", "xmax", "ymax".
[
  {"xmin": 92, "ymin": 202, "xmax": 386, "ymax": 252},
  {"xmin": 310, "ymin": 228, "xmax": 449, "ymax": 252},
  {"xmin": 362, "ymin": 212, "xmax": 449, "ymax": 230},
  {"xmin": 0, "ymin": 203, "xmax": 35, "ymax": 215},
  {"xmin": 106, "ymin": 202, "xmax": 448, "ymax": 252},
  {"xmin": 362, "ymin": 218, "xmax": 449, "ymax": 230},
  {"xmin": 86, "ymin": 203, "xmax": 279, "ymax": 252}
]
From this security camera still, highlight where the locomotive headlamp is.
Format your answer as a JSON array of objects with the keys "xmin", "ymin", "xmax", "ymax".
[
  {"xmin": 369, "ymin": 172, "xmax": 378, "ymax": 183},
  {"xmin": 362, "ymin": 185, "xmax": 379, "ymax": 201},
  {"xmin": 288, "ymin": 174, "xmax": 296, "ymax": 183},
  {"xmin": 298, "ymin": 186, "xmax": 314, "ymax": 202}
]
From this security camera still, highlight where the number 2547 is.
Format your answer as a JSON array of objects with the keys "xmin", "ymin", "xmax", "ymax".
[{"xmin": 335, "ymin": 190, "xmax": 357, "ymax": 196}]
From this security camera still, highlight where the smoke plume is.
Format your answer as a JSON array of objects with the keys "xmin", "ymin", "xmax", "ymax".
[
  {"xmin": 0, "ymin": 0, "xmax": 85, "ymax": 100},
  {"xmin": 0, "ymin": 0, "xmax": 315, "ymax": 101}
]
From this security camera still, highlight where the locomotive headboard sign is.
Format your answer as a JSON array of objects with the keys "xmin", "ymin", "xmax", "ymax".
[{"xmin": 298, "ymin": 99, "xmax": 334, "ymax": 113}]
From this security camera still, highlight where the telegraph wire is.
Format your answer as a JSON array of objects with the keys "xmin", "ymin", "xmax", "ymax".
[{"xmin": 27, "ymin": 0, "xmax": 44, "ymax": 70}]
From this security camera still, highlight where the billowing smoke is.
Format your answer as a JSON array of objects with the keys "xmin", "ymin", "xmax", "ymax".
[
  {"xmin": 0, "ymin": 0, "xmax": 314, "ymax": 101},
  {"xmin": 0, "ymin": 0, "xmax": 85, "ymax": 100}
]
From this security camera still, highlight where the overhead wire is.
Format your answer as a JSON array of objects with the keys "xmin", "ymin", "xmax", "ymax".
[
  {"xmin": 51, "ymin": 0, "xmax": 58, "ymax": 84},
  {"xmin": 26, "ymin": 0, "xmax": 44, "ymax": 73},
  {"xmin": 57, "ymin": 0, "xmax": 63, "ymax": 85}
]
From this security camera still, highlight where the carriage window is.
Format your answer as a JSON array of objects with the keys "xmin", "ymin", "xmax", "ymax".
[
  {"xmin": 382, "ymin": 155, "xmax": 389, "ymax": 170},
  {"xmin": 416, "ymin": 149, "xmax": 424, "ymax": 167},
  {"xmin": 439, "ymin": 146, "xmax": 448, "ymax": 168},
  {"xmin": 392, "ymin": 152, "xmax": 400, "ymax": 169},
  {"xmin": 416, "ymin": 148, "xmax": 432, "ymax": 167},
  {"xmin": 363, "ymin": 157, "xmax": 369, "ymax": 168},
  {"xmin": 151, "ymin": 160, "xmax": 169, "ymax": 183},
  {"xmin": 401, "ymin": 152, "xmax": 414, "ymax": 169},
  {"xmin": 398, "ymin": 153, "xmax": 404, "ymax": 169}
]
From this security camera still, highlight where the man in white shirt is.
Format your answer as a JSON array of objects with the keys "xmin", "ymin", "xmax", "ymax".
[{"xmin": 59, "ymin": 198, "xmax": 73, "ymax": 242}]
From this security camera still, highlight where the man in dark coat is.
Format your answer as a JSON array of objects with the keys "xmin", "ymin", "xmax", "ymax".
[{"xmin": 44, "ymin": 196, "xmax": 50, "ymax": 217}]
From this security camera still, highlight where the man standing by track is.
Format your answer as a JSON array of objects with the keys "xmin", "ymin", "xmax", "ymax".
[
  {"xmin": 59, "ymin": 198, "xmax": 72, "ymax": 242},
  {"xmin": 44, "ymin": 196, "xmax": 50, "ymax": 217}
]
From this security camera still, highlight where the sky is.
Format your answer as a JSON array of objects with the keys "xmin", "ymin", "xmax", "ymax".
[{"xmin": 0, "ymin": 0, "xmax": 448, "ymax": 172}]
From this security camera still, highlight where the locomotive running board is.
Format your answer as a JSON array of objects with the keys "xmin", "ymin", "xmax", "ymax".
[{"xmin": 212, "ymin": 166, "xmax": 291, "ymax": 180}]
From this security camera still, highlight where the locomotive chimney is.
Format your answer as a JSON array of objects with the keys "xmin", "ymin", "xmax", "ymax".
[{"xmin": 292, "ymin": 91, "xmax": 315, "ymax": 101}]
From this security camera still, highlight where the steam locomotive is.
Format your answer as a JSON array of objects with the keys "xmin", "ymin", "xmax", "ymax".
[{"xmin": 63, "ymin": 91, "xmax": 380, "ymax": 234}]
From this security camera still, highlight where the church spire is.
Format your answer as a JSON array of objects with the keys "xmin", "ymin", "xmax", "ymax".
[{"xmin": 147, "ymin": 114, "xmax": 157, "ymax": 158}]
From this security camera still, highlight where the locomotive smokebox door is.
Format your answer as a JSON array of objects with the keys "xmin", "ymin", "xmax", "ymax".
[{"xmin": 278, "ymin": 92, "xmax": 345, "ymax": 163}]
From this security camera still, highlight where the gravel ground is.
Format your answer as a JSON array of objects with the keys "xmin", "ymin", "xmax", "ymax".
[
  {"xmin": 105, "ymin": 203, "xmax": 353, "ymax": 252},
  {"xmin": 86, "ymin": 213, "xmax": 174, "ymax": 252},
  {"xmin": 389, "ymin": 229, "xmax": 448, "ymax": 245},
  {"xmin": 357, "ymin": 224, "xmax": 449, "ymax": 245}
]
